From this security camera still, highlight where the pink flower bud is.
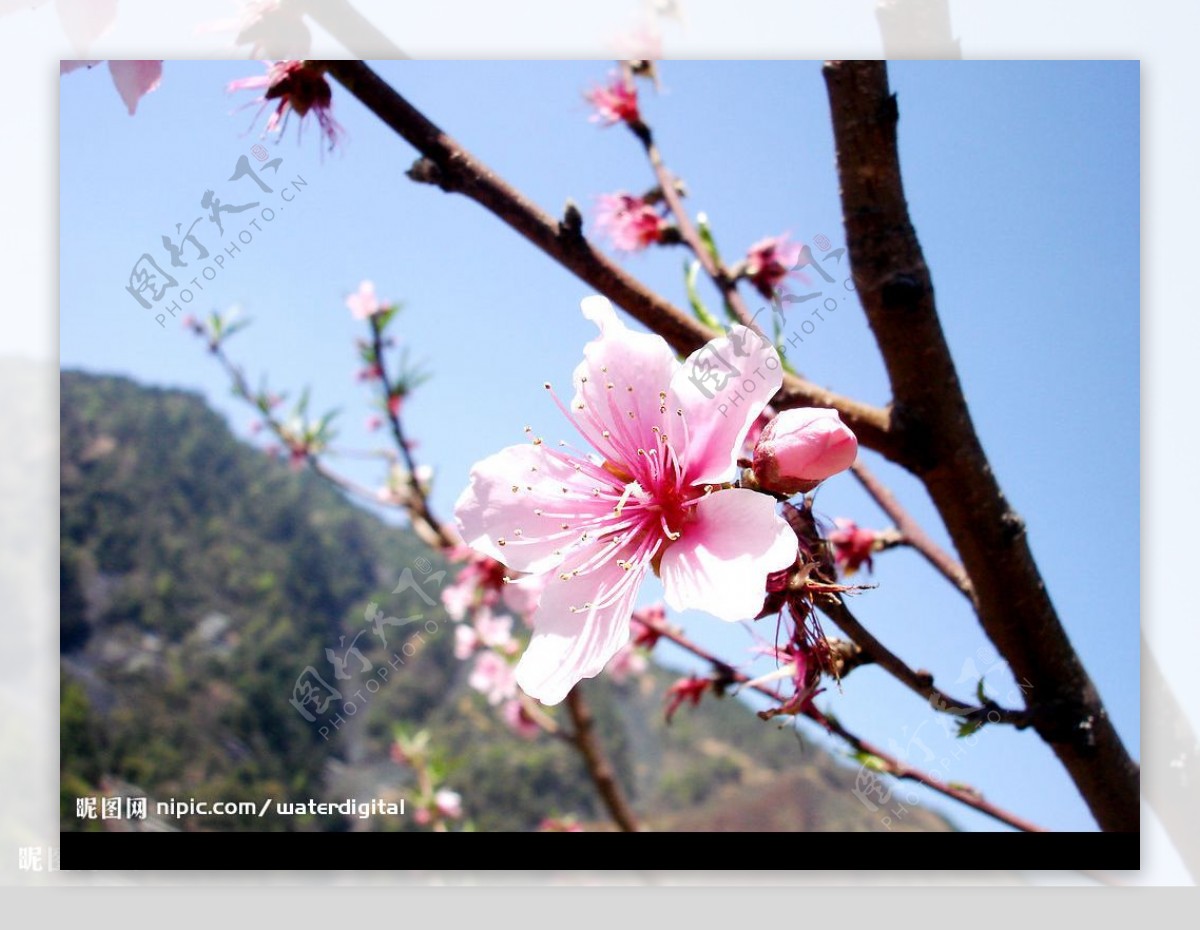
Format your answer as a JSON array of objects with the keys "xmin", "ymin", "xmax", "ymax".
[{"xmin": 752, "ymin": 408, "xmax": 857, "ymax": 495}]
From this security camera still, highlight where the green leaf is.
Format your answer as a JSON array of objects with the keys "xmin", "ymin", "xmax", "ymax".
[
  {"xmin": 957, "ymin": 718, "xmax": 983, "ymax": 739},
  {"xmin": 376, "ymin": 302, "xmax": 402, "ymax": 331},
  {"xmin": 696, "ymin": 212, "xmax": 723, "ymax": 266},
  {"xmin": 684, "ymin": 260, "xmax": 722, "ymax": 330},
  {"xmin": 976, "ymin": 677, "xmax": 988, "ymax": 704}
]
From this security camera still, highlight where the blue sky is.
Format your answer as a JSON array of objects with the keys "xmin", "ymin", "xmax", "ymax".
[{"xmin": 60, "ymin": 59, "xmax": 1139, "ymax": 832}]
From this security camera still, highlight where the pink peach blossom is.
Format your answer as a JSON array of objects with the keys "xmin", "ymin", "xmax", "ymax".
[
  {"xmin": 454, "ymin": 296, "xmax": 797, "ymax": 705},
  {"xmin": 229, "ymin": 59, "xmax": 342, "ymax": 150},
  {"xmin": 346, "ymin": 280, "xmax": 383, "ymax": 321},
  {"xmin": 631, "ymin": 603, "xmax": 666, "ymax": 650},
  {"xmin": 828, "ymin": 519, "xmax": 881, "ymax": 576},
  {"xmin": 744, "ymin": 234, "xmax": 805, "ymax": 300},
  {"xmin": 595, "ymin": 193, "xmax": 667, "ymax": 252},
  {"xmin": 453, "ymin": 607, "xmax": 517, "ymax": 660},
  {"xmin": 468, "ymin": 651, "xmax": 518, "ymax": 706},
  {"xmin": 441, "ymin": 548, "xmax": 544, "ymax": 624},
  {"xmin": 435, "ymin": 788, "xmax": 462, "ymax": 818},
  {"xmin": 584, "ymin": 75, "xmax": 640, "ymax": 126}
]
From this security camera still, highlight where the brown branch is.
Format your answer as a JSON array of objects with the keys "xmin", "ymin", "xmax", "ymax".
[
  {"xmin": 619, "ymin": 68, "xmax": 765, "ymax": 339},
  {"xmin": 641, "ymin": 615, "xmax": 1045, "ymax": 832},
  {"xmin": 813, "ymin": 593, "xmax": 1029, "ymax": 728},
  {"xmin": 318, "ymin": 59, "xmax": 902, "ymax": 462},
  {"xmin": 368, "ymin": 315, "xmax": 457, "ymax": 550},
  {"xmin": 850, "ymin": 458, "xmax": 975, "ymax": 603},
  {"xmin": 564, "ymin": 686, "xmax": 643, "ymax": 832},
  {"xmin": 198, "ymin": 322, "xmax": 641, "ymax": 833},
  {"xmin": 823, "ymin": 60, "xmax": 1138, "ymax": 830}
]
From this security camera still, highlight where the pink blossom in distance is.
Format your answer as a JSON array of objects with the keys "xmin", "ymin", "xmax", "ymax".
[
  {"xmin": 828, "ymin": 519, "xmax": 880, "ymax": 576},
  {"xmin": 744, "ymin": 234, "xmax": 805, "ymax": 301},
  {"xmin": 502, "ymin": 699, "xmax": 542, "ymax": 740},
  {"xmin": 606, "ymin": 640, "xmax": 648, "ymax": 683},
  {"xmin": 346, "ymin": 280, "xmax": 383, "ymax": 321},
  {"xmin": 453, "ymin": 607, "xmax": 517, "ymax": 659},
  {"xmin": 468, "ymin": 651, "xmax": 518, "ymax": 706},
  {"xmin": 61, "ymin": 59, "xmax": 162, "ymax": 115},
  {"xmin": 454, "ymin": 297, "xmax": 798, "ymax": 705},
  {"xmin": 595, "ymin": 193, "xmax": 667, "ymax": 252},
  {"xmin": 584, "ymin": 75, "xmax": 640, "ymax": 126}
]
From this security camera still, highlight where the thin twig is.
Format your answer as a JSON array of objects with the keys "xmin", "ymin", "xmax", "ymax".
[
  {"xmin": 318, "ymin": 59, "xmax": 902, "ymax": 461},
  {"xmin": 619, "ymin": 65, "xmax": 765, "ymax": 339},
  {"xmin": 813, "ymin": 593, "xmax": 1029, "ymax": 728},
  {"xmin": 642, "ymin": 614, "xmax": 1044, "ymax": 832},
  {"xmin": 199, "ymin": 327, "xmax": 642, "ymax": 833},
  {"xmin": 564, "ymin": 686, "xmax": 643, "ymax": 832},
  {"xmin": 850, "ymin": 458, "xmax": 975, "ymax": 604},
  {"xmin": 368, "ymin": 315, "xmax": 457, "ymax": 550}
]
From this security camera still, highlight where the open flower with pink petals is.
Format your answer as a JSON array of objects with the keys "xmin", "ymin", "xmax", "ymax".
[
  {"xmin": 744, "ymin": 234, "xmax": 805, "ymax": 300},
  {"xmin": 595, "ymin": 193, "xmax": 668, "ymax": 252},
  {"xmin": 584, "ymin": 75, "xmax": 641, "ymax": 126},
  {"xmin": 454, "ymin": 297, "xmax": 798, "ymax": 705},
  {"xmin": 229, "ymin": 59, "xmax": 343, "ymax": 150},
  {"xmin": 61, "ymin": 59, "xmax": 162, "ymax": 115}
]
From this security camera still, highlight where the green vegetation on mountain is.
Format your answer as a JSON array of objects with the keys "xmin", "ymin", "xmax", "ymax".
[{"xmin": 60, "ymin": 370, "xmax": 952, "ymax": 832}]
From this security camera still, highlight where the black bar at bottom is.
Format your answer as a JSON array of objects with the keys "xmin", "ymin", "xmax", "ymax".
[{"xmin": 61, "ymin": 830, "xmax": 1139, "ymax": 872}]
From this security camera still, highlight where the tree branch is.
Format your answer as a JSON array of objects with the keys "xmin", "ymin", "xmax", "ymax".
[
  {"xmin": 564, "ymin": 686, "xmax": 642, "ymax": 832},
  {"xmin": 367, "ymin": 315, "xmax": 457, "ymax": 550},
  {"xmin": 813, "ymin": 593, "xmax": 1029, "ymax": 728},
  {"xmin": 619, "ymin": 68, "xmax": 766, "ymax": 339},
  {"xmin": 822, "ymin": 59, "xmax": 1138, "ymax": 830},
  {"xmin": 318, "ymin": 59, "xmax": 902, "ymax": 461},
  {"xmin": 641, "ymin": 614, "xmax": 1044, "ymax": 831},
  {"xmin": 850, "ymin": 458, "xmax": 975, "ymax": 603}
]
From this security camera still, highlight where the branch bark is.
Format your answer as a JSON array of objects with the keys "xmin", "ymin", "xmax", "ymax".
[
  {"xmin": 850, "ymin": 458, "xmax": 975, "ymax": 603},
  {"xmin": 642, "ymin": 614, "xmax": 1044, "ymax": 832},
  {"xmin": 318, "ymin": 59, "xmax": 902, "ymax": 462},
  {"xmin": 564, "ymin": 686, "xmax": 642, "ymax": 832},
  {"xmin": 814, "ymin": 593, "xmax": 1028, "ymax": 728},
  {"xmin": 822, "ymin": 60, "xmax": 1138, "ymax": 830}
]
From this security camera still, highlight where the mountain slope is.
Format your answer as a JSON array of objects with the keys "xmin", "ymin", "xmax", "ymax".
[{"xmin": 60, "ymin": 370, "xmax": 953, "ymax": 832}]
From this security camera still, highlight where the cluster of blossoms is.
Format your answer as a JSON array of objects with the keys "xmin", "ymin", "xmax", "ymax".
[
  {"xmin": 441, "ymin": 541, "xmax": 658, "ymax": 733},
  {"xmin": 579, "ymin": 68, "xmax": 814, "ymax": 307},
  {"xmin": 441, "ymin": 547, "xmax": 544, "ymax": 739}
]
